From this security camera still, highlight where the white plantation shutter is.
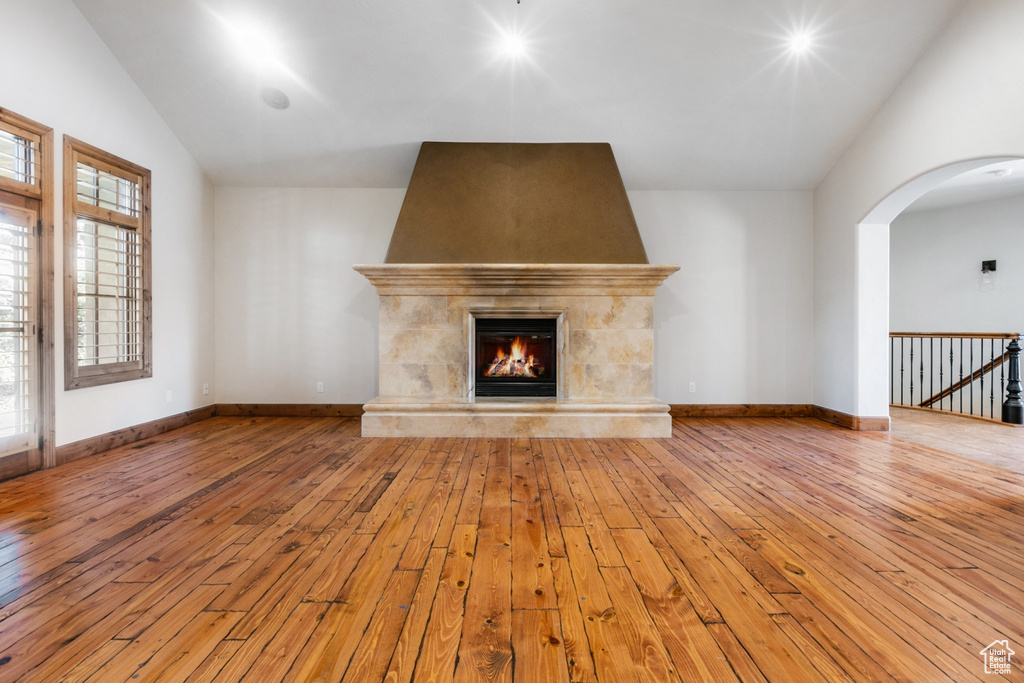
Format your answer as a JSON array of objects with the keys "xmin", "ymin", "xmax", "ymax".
[
  {"xmin": 73, "ymin": 159, "xmax": 144, "ymax": 369},
  {"xmin": 75, "ymin": 218, "xmax": 142, "ymax": 366},
  {"xmin": 0, "ymin": 129, "xmax": 39, "ymax": 187},
  {"xmin": 75, "ymin": 162, "xmax": 139, "ymax": 216},
  {"xmin": 0, "ymin": 203, "xmax": 36, "ymax": 456}
]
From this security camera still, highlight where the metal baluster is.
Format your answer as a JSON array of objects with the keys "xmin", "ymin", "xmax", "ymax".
[
  {"xmin": 988, "ymin": 338, "xmax": 993, "ymax": 417},
  {"xmin": 919, "ymin": 338, "xmax": 924, "ymax": 408},
  {"xmin": 913, "ymin": 335, "xmax": 921, "ymax": 405},
  {"xmin": 929, "ymin": 337, "xmax": 934, "ymax": 411},
  {"xmin": 949, "ymin": 338, "xmax": 954, "ymax": 412},
  {"xmin": 970, "ymin": 337, "xmax": 974, "ymax": 415},
  {"xmin": 982, "ymin": 339, "xmax": 987, "ymax": 417},
  {"xmin": 991, "ymin": 338, "xmax": 996, "ymax": 417},
  {"xmin": 1001, "ymin": 339, "xmax": 1006, "ymax": 418},
  {"xmin": 900, "ymin": 336, "xmax": 905, "ymax": 406},
  {"xmin": 938, "ymin": 338, "xmax": 944, "ymax": 412},
  {"xmin": 959, "ymin": 337, "xmax": 964, "ymax": 414}
]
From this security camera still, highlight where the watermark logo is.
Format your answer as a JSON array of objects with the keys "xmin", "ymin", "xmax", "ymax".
[{"xmin": 980, "ymin": 640, "xmax": 1014, "ymax": 675}]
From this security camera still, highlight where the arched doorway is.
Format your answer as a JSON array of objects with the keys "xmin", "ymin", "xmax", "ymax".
[{"xmin": 858, "ymin": 156, "xmax": 1023, "ymax": 426}]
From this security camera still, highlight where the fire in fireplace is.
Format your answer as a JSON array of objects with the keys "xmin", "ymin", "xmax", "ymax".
[{"xmin": 474, "ymin": 318, "xmax": 557, "ymax": 397}]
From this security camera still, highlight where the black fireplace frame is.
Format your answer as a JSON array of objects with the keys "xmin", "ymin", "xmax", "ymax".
[{"xmin": 473, "ymin": 317, "xmax": 558, "ymax": 398}]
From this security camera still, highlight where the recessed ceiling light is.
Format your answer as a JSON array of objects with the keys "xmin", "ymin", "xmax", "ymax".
[
  {"xmin": 260, "ymin": 87, "xmax": 290, "ymax": 110},
  {"xmin": 220, "ymin": 15, "xmax": 282, "ymax": 67},
  {"xmin": 788, "ymin": 31, "xmax": 814, "ymax": 54},
  {"xmin": 499, "ymin": 30, "xmax": 527, "ymax": 59}
]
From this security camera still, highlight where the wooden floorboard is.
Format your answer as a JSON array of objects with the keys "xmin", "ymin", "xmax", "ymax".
[
  {"xmin": 0, "ymin": 416, "xmax": 1022, "ymax": 681},
  {"xmin": 889, "ymin": 406, "xmax": 1024, "ymax": 475}
]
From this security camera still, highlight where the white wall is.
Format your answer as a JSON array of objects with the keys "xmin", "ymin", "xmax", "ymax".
[
  {"xmin": 890, "ymin": 194, "xmax": 1024, "ymax": 333},
  {"xmin": 16, "ymin": 1, "xmax": 1024, "ymax": 443},
  {"xmin": 214, "ymin": 188, "xmax": 814, "ymax": 406},
  {"xmin": 813, "ymin": 0, "xmax": 1024, "ymax": 418},
  {"xmin": 632, "ymin": 191, "xmax": 814, "ymax": 404},
  {"xmin": 1, "ymin": 0, "xmax": 216, "ymax": 445},
  {"xmin": 214, "ymin": 188, "xmax": 403, "ymax": 404}
]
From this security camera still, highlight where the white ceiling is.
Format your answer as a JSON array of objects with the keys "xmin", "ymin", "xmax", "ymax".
[{"xmin": 71, "ymin": 0, "xmax": 965, "ymax": 190}]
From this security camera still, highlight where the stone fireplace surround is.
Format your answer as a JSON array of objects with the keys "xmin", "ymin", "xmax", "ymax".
[{"xmin": 355, "ymin": 263, "xmax": 679, "ymax": 438}]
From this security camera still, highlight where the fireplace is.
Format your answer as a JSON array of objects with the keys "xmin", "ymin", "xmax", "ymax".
[
  {"xmin": 474, "ymin": 318, "xmax": 557, "ymax": 398},
  {"xmin": 355, "ymin": 264, "xmax": 679, "ymax": 437},
  {"xmin": 354, "ymin": 141, "xmax": 678, "ymax": 438}
]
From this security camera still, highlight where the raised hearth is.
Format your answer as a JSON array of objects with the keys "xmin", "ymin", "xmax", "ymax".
[{"xmin": 355, "ymin": 264, "xmax": 679, "ymax": 438}]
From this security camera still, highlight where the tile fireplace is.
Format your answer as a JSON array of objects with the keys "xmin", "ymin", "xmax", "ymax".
[{"xmin": 354, "ymin": 264, "xmax": 678, "ymax": 437}]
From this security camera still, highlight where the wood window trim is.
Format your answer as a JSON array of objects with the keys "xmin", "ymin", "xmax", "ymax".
[
  {"xmin": 0, "ymin": 130, "xmax": 43, "ymax": 200},
  {"xmin": 63, "ymin": 135, "xmax": 152, "ymax": 390},
  {"xmin": 0, "ymin": 108, "xmax": 55, "ymax": 470}
]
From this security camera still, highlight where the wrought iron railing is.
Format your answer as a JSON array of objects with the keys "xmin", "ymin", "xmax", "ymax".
[{"xmin": 889, "ymin": 332, "xmax": 1023, "ymax": 424}]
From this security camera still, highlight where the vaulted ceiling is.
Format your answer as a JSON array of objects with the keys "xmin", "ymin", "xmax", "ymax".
[{"xmin": 71, "ymin": 0, "xmax": 964, "ymax": 189}]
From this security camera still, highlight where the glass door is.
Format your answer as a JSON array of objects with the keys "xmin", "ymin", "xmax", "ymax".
[{"xmin": 0, "ymin": 193, "xmax": 37, "ymax": 458}]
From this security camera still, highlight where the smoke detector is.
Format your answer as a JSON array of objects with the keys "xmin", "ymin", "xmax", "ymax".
[{"xmin": 260, "ymin": 87, "xmax": 290, "ymax": 110}]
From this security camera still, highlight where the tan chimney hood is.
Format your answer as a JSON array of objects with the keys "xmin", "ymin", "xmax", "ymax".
[{"xmin": 384, "ymin": 142, "xmax": 649, "ymax": 264}]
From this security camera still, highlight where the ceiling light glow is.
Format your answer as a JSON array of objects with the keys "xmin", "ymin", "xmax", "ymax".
[
  {"xmin": 788, "ymin": 31, "xmax": 814, "ymax": 55},
  {"xmin": 499, "ymin": 30, "xmax": 527, "ymax": 59},
  {"xmin": 221, "ymin": 15, "xmax": 282, "ymax": 67}
]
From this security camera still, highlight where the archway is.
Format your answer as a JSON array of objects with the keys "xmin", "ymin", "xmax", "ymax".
[{"xmin": 856, "ymin": 156, "xmax": 1022, "ymax": 423}]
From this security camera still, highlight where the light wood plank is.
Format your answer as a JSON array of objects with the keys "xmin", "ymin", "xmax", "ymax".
[
  {"xmin": 412, "ymin": 525, "xmax": 476, "ymax": 683},
  {"xmin": 384, "ymin": 547, "xmax": 447, "ymax": 683},
  {"xmin": 510, "ymin": 609, "xmax": 571, "ymax": 683},
  {"xmin": 454, "ymin": 451, "xmax": 513, "ymax": 683}
]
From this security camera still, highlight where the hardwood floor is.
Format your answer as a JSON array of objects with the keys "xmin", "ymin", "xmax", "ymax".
[
  {"xmin": 0, "ymin": 416, "xmax": 1022, "ymax": 681},
  {"xmin": 890, "ymin": 406, "xmax": 1024, "ymax": 475}
]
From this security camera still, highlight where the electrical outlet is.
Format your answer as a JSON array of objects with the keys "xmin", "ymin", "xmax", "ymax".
[
  {"xmin": 166, "ymin": 389, "xmax": 173, "ymax": 403},
  {"xmin": 689, "ymin": 382, "xmax": 696, "ymax": 393},
  {"xmin": 316, "ymin": 381, "xmax": 324, "ymax": 393},
  {"xmin": 202, "ymin": 383, "xmax": 209, "ymax": 396}
]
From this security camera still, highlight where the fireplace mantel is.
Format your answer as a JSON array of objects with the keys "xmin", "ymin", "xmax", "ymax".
[
  {"xmin": 353, "ymin": 263, "xmax": 680, "ymax": 296},
  {"xmin": 355, "ymin": 262, "xmax": 679, "ymax": 438}
]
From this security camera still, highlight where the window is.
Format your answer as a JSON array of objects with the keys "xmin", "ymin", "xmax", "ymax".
[
  {"xmin": 0, "ymin": 126, "xmax": 40, "ymax": 187},
  {"xmin": 64, "ymin": 137, "xmax": 151, "ymax": 389}
]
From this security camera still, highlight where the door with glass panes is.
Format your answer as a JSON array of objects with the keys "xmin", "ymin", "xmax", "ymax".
[{"xmin": 0, "ymin": 190, "xmax": 38, "ymax": 467}]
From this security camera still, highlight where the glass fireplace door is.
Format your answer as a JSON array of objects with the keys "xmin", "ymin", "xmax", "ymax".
[{"xmin": 474, "ymin": 318, "xmax": 556, "ymax": 398}]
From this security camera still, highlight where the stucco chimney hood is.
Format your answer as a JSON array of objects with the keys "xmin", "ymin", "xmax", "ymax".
[{"xmin": 383, "ymin": 141, "xmax": 650, "ymax": 264}]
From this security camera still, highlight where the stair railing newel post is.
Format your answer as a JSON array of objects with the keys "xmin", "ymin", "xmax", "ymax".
[{"xmin": 1002, "ymin": 337, "xmax": 1023, "ymax": 425}]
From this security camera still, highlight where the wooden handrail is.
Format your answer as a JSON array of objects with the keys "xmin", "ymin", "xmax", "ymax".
[
  {"xmin": 919, "ymin": 350, "xmax": 1010, "ymax": 408},
  {"xmin": 890, "ymin": 332, "xmax": 1022, "ymax": 340}
]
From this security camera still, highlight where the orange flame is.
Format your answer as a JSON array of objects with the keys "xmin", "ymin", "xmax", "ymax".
[{"xmin": 483, "ymin": 336, "xmax": 544, "ymax": 378}]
